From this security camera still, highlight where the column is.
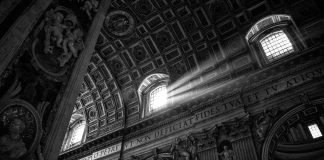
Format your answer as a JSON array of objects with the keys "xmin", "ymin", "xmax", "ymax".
[
  {"xmin": 232, "ymin": 136, "xmax": 258, "ymax": 160},
  {"xmin": 198, "ymin": 147, "xmax": 219, "ymax": 160},
  {"xmin": 0, "ymin": 0, "xmax": 52, "ymax": 75},
  {"xmin": 43, "ymin": 0, "xmax": 112, "ymax": 159},
  {"xmin": 223, "ymin": 118, "xmax": 258, "ymax": 160}
]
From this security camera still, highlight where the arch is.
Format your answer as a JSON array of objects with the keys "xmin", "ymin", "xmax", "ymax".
[
  {"xmin": 261, "ymin": 98, "xmax": 324, "ymax": 160},
  {"xmin": 69, "ymin": 113, "xmax": 85, "ymax": 124},
  {"xmin": 137, "ymin": 73, "xmax": 169, "ymax": 104},
  {"xmin": 62, "ymin": 112, "xmax": 87, "ymax": 151},
  {"xmin": 246, "ymin": 14, "xmax": 292, "ymax": 42},
  {"xmin": 137, "ymin": 73, "xmax": 170, "ymax": 118}
]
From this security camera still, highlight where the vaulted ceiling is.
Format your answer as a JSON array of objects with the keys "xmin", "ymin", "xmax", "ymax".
[{"xmin": 67, "ymin": 0, "xmax": 320, "ymax": 143}]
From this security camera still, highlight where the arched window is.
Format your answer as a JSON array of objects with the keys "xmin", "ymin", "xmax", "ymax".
[
  {"xmin": 149, "ymin": 84, "xmax": 167, "ymax": 113},
  {"xmin": 260, "ymin": 30, "xmax": 294, "ymax": 62},
  {"xmin": 138, "ymin": 73, "xmax": 169, "ymax": 118},
  {"xmin": 246, "ymin": 14, "xmax": 306, "ymax": 65},
  {"xmin": 307, "ymin": 123, "xmax": 323, "ymax": 139},
  {"xmin": 69, "ymin": 121, "xmax": 86, "ymax": 146},
  {"xmin": 61, "ymin": 113, "xmax": 86, "ymax": 151}
]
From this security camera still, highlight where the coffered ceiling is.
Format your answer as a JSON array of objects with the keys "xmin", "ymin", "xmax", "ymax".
[{"xmin": 67, "ymin": 0, "xmax": 321, "ymax": 142}]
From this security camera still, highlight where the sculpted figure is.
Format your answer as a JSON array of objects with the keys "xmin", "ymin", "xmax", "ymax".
[
  {"xmin": 57, "ymin": 28, "xmax": 84, "ymax": 67},
  {"xmin": 187, "ymin": 135, "xmax": 200, "ymax": 160},
  {"xmin": 0, "ymin": 118, "xmax": 27, "ymax": 159},
  {"xmin": 81, "ymin": 0, "xmax": 99, "ymax": 20},
  {"xmin": 219, "ymin": 146, "xmax": 235, "ymax": 160},
  {"xmin": 170, "ymin": 138, "xmax": 190, "ymax": 160},
  {"xmin": 44, "ymin": 11, "xmax": 67, "ymax": 54},
  {"xmin": 63, "ymin": 28, "xmax": 84, "ymax": 57},
  {"xmin": 256, "ymin": 110, "xmax": 276, "ymax": 140}
]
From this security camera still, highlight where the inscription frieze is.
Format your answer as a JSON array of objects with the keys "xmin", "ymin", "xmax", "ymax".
[
  {"xmin": 243, "ymin": 66, "xmax": 323, "ymax": 104},
  {"xmin": 78, "ymin": 97, "xmax": 243, "ymax": 160}
]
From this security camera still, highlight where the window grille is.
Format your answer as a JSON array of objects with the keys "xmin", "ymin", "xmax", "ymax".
[
  {"xmin": 69, "ymin": 122, "xmax": 85, "ymax": 146},
  {"xmin": 260, "ymin": 30, "xmax": 294, "ymax": 62},
  {"xmin": 308, "ymin": 124, "xmax": 322, "ymax": 139},
  {"xmin": 149, "ymin": 85, "xmax": 167, "ymax": 113}
]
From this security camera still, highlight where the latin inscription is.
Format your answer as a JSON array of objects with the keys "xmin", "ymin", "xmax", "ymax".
[
  {"xmin": 78, "ymin": 96, "xmax": 243, "ymax": 160},
  {"xmin": 123, "ymin": 96, "xmax": 243, "ymax": 150},
  {"xmin": 79, "ymin": 143, "xmax": 121, "ymax": 160},
  {"xmin": 244, "ymin": 67, "xmax": 323, "ymax": 104}
]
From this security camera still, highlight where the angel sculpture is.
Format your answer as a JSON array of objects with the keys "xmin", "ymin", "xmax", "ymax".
[
  {"xmin": 43, "ymin": 11, "xmax": 67, "ymax": 54},
  {"xmin": 80, "ymin": 0, "xmax": 99, "ymax": 20},
  {"xmin": 58, "ymin": 14, "xmax": 83, "ymax": 67},
  {"xmin": 187, "ymin": 135, "xmax": 201, "ymax": 160},
  {"xmin": 219, "ymin": 145, "xmax": 235, "ymax": 160},
  {"xmin": 57, "ymin": 28, "xmax": 84, "ymax": 67}
]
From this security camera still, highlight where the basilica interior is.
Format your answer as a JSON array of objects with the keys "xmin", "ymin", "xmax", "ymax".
[{"xmin": 0, "ymin": 0, "xmax": 324, "ymax": 160}]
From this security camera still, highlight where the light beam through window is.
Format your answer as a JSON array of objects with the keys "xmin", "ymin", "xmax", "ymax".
[{"xmin": 149, "ymin": 85, "xmax": 167, "ymax": 113}]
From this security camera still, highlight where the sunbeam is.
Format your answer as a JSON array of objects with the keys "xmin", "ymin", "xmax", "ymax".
[
  {"xmin": 167, "ymin": 65, "xmax": 233, "ymax": 98},
  {"xmin": 167, "ymin": 58, "xmax": 215, "ymax": 92},
  {"xmin": 168, "ymin": 75, "xmax": 245, "ymax": 106}
]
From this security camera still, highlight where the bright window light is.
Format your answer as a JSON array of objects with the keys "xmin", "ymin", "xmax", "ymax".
[
  {"xmin": 70, "ymin": 122, "xmax": 85, "ymax": 145},
  {"xmin": 308, "ymin": 124, "xmax": 322, "ymax": 139},
  {"xmin": 260, "ymin": 30, "xmax": 294, "ymax": 62},
  {"xmin": 149, "ymin": 85, "xmax": 167, "ymax": 112}
]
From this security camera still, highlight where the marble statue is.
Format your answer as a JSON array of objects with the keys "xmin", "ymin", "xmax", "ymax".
[
  {"xmin": 187, "ymin": 135, "xmax": 200, "ymax": 160},
  {"xmin": 170, "ymin": 138, "xmax": 191, "ymax": 160},
  {"xmin": 44, "ymin": 11, "xmax": 67, "ymax": 54},
  {"xmin": 42, "ymin": 9, "xmax": 84, "ymax": 67},
  {"xmin": 80, "ymin": 0, "xmax": 99, "ymax": 20},
  {"xmin": 0, "ymin": 118, "xmax": 27, "ymax": 159},
  {"xmin": 219, "ymin": 146, "xmax": 235, "ymax": 160},
  {"xmin": 58, "ymin": 28, "xmax": 84, "ymax": 67}
]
